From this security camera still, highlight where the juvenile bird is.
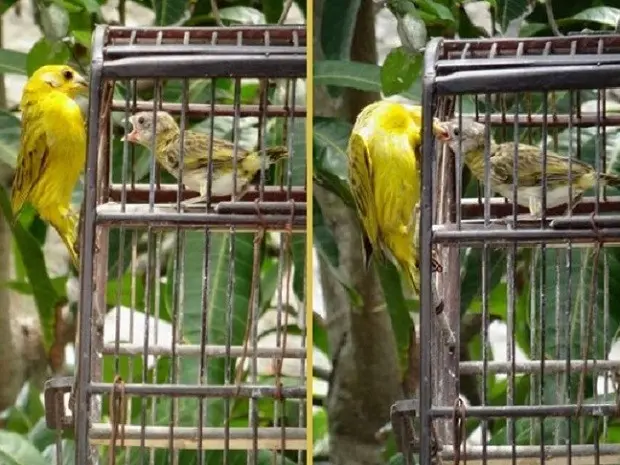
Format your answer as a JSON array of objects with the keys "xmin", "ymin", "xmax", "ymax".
[
  {"xmin": 12, "ymin": 65, "xmax": 88, "ymax": 268},
  {"xmin": 124, "ymin": 111, "xmax": 288, "ymax": 202},
  {"xmin": 434, "ymin": 118, "xmax": 620, "ymax": 217},
  {"xmin": 347, "ymin": 101, "xmax": 455, "ymax": 350}
]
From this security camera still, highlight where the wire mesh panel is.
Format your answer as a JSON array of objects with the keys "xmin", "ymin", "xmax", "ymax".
[
  {"xmin": 413, "ymin": 35, "xmax": 620, "ymax": 465},
  {"xmin": 44, "ymin": 24, "xmax": 308, "ymax": 465}
]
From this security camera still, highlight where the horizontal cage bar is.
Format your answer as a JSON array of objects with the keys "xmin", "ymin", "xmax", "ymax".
[
  {"xmin": 100, "ymin": 343, "xmax": 306, "ymax": 358},
  {"xmin": 107, "ymin": 185, "xmax": 306, "ymax": 204},
  {"xmin": 104, "ymin": 45, "xmax": 305, "ymax": 59},
  {"xmin": 101, "ymin": 55, "xmax": 306, "ymax": 79},
  {"xmin": 95, "ymin": 205, "xmax": 306, "ymax": 230},
  {"xmin": 459, "ymin": 196, "xmax": 620, "ymax": 219},
  {"xmin": 432, "ymin": 227, "xmax": 620, "ymax": 245},
  {"xmin": 459, "ymin": 359, "xmax": 620, "ymax": 375},
  {"xmin": 439, "ymin": 445, "xmax": 620, "ymax": 463},
  {"xmin": 430, "ymin": 404, "xmax": 620, "ymax": 418},
  {"xmin": 88, "ymin": 383, "xmax": 306, "ymax": 398},
  {"xmin": 89, "ymin": 425, "xmax": 306, "ymax": 450}
]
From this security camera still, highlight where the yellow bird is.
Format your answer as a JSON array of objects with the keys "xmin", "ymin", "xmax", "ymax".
[
  {"xmin": 347, "ymin": 100, "xmax": 439, "ymax": 291},
  {"xmin": 123, "ymin": 111, "xmax": 288, "ymax": 202},
  {"xmin": 12, "ymin": 65, "xmax": 88, "ymax": 269},
  {"xmin": 348, "ymin": 101, "xmax": 456, "ymax": 350}
]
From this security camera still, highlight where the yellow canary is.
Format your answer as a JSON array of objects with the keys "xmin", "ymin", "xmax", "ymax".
[
  {"xmin": 348, "ymin": 101, "xmax": 456, "ymax": 351},
  {"xmin": 435, "ymin": 118, "xmax": 620, "ymax": 217},
  {"xmin": 12, "ymin": 65, "xmax": 88, "ymax": 268},
  {"xmin": 124, "ymin": 111, "xmax": 288, "ymax": 202},
  {"xmin": 347, "ymin": 101, "xmax": 439, "ymax": 290}
]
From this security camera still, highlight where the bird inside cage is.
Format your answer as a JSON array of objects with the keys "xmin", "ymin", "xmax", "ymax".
[
  {"xmin": 434, "ymin": 117, "xmax": 620, "ymax": 221},
  {"xmin": 122, "ymin": 110, "xmax": 289, "ymax": 204}
]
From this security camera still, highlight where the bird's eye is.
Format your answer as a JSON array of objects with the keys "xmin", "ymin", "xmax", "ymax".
[
  {"xmin": 137, "ymin": 116, "xmax": 145, "ymax": 125},
  {"xmin": 453, "ymin": 127, "xmax": 460, "ymax": 137},
  {"xmin": 62, "ymin": 69, "xmax": 73, "ymax": 80}
]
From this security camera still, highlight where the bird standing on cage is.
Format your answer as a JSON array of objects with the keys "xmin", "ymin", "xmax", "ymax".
[
  {"xmin": 123, "ymin": 111, "xmax": 289, "ymax": 203},
  {"xmin": 347, "ymin": 100, "xmax": 455, "ymax": 351},
  {"xmin": 11, "ymin": 65, "xmax": 88, "ymax": 269},
  {"xmin": 434, "ymin": 117, "xmax": 620, "ymax": 218}
]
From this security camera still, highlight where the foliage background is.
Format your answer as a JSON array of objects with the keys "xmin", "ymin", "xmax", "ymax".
[
  {"xmin": 313, "ymin": 1, "xmax": 620, "ymax": 465},
  {"xmin": 0, "ymin": 1, "xmax": 308, "ymax": 464}
]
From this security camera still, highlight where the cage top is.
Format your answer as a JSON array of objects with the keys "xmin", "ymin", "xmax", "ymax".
[
  {"xmin": 91, "ymin": 25, "xmax": 307, "ymax": 79},
  {"xmin": 423, "ymin": 35, "xmax": 620, "ymax": 95}
]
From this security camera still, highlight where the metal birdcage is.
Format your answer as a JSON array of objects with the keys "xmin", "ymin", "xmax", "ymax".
[
  {"xmin": 392, "ymin": 34, "xmax": 620, "ymax": 465},
  {"xmin": 43, "ymin": 24, "xmax": 308, "ymax": 465}
]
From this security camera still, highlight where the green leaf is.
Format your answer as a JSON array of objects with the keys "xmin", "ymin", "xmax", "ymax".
[
  {"xmin": 218, "ymin": 6, "xmax": 266, "ymax": 24},
  {"xmin": 39, "ymin": 3, "xmax": 70, "ymax": 41},
  {"xmin": 0, "ymin": 0, "xmax": 19, "ymax": 15},
  {"xmin": 26, "ymin": 38, "xmax": 71, "ymax": 77},
  {"xmin": 0, "ymin": 49, "xmax": 28, "ymax": 75},
  {"xmin": 312, "ymin": 312, "xmax": 329, "ymax": 356},
  {"xmin": 0, "ymin": 430, "xmax": 48, "ymax": 465},
  {"xmin": 41, "ymin": 439, "xmax": 75, "ymax": 465},
  {"xmin": 313, "ymin": 199, "xmax": 339, "ymax": 269},
  {"xmin": 376, "ymin": 259, "xmax": 415, "ymax": 379},
  {"xmin": 380, "ymin": 47, "xmax": 422, "ymax": 97},
  {"xmin": 416, "ymin": 0, "xmax": 455, "ymax": 22},
  {"xmin": 314, "ymin": 60, "xmax": 420, "ymax": 101},
  {"xmin": 0, "ymin": 186, "xmax": 59, "ymax": 352},
  {"xmin": 69, "ymin": 0, "xmax": 101, "ymax": 14},
  {"xmin": 313, "ymin": 117, "xmax": 356, "ymax": 208},
  {"xmin": 152, "ymin": 0, "xmax": 190, "ymax": 25},
  {"xmin": 570, "ymin": 6, "xmax": 620, "ymax": 27},
  {"xmin": 321, "ymin": 0, "xmax": 362, "ymax": 61},
  {"xmin": 262, "ymin": 0, "xmax": 283, "ymax": 23},
  {"xmin": 0, "ymin": 110, "xmax": 20, "ymax": 169},
  {"xmin": 496, "ymin": 0, "xmax": 531, "ymax": 31}
]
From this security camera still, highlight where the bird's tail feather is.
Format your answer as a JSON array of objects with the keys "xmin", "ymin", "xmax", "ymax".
[
  {"xmin": 264, "ymin": 146, "xmax": 288, "ymax": 163},
  {"xmin": 601, "ymin": 172, "xmax": 620, "ymax": 188}
]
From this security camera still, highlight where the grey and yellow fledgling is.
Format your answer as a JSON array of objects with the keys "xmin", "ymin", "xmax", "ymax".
[
  {"xmin": 124, "ymin": 111, "xmax": 288, "ymax": 201},
  {"xmin": 435, "ymin": 117, "xmax": 620, "ymax": 217},
  {"xmin": 347, "ymin": 100, "xmax": 455, "ymax": 351}
]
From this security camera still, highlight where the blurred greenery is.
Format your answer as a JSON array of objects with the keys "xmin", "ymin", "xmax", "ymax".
[
  {"xmin": 313, "ymin": 0, "xmax": 620, "ymax": 461},
  {"xmin": 0, "ymin": 0, "xmax": 307, "ymax": 464}
]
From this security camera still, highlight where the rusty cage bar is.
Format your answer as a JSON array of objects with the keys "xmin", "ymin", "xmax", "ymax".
[
  {"xmin": 412, "ymin": 35, "xmax": 620, "ymax": 465},
  {"xmin": 44, "ymin": 24, "xmax": 308, "ymax": 465}
]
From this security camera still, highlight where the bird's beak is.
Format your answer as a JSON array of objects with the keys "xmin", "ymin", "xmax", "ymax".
[
  {"xmin": 73, "ymin": 74, "xmax": 89, "ymax": 93},
  {"xmin": 432, "ymin": 119, "xmax": 450, "ymax": 141},
  {"xmin": 122, "ymin": 127, "xmax": 140, "ymax": 143}
]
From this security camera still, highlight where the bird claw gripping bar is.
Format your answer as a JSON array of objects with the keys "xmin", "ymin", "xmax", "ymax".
[{"xmin": 43, "ymin": 376, "xmax": 75, "ymax": 430}]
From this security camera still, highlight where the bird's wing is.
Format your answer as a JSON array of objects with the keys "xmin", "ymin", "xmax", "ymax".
[
  {"xmin": 497, "ymin": 143, "xmax": 593, "ymax": 187},
  {"xmin": 182, "ymin": 131, "xmax": 245, "ymax": 171},
  {"xmin": 348, "ymin": 132, "xmax": 379, "ymax": 267},
  {"xmin": 11, "ymin": 118, "xmax": 49, "ymax": 215}
]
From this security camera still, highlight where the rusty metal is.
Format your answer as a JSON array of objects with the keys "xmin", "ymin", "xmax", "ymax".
[
  {"xmin": 43, "ymin": 377, "xmax": 74, "ymax": 431},
  {"xmin": 418, "ymin": 34, "xmax": 620, "ymax": 465},
  {"xmin": 42, "ymin": 23, "xmax": 308, "ymax": 465}
]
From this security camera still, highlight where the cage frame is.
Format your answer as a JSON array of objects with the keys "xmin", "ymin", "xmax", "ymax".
[
  {"xmin": 416, "ymin": 34, "xmax": 620, "ymax": 465},
  {"xmin": 66, "ymin": 23, "xmax": 308, "ymax": 465}
]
